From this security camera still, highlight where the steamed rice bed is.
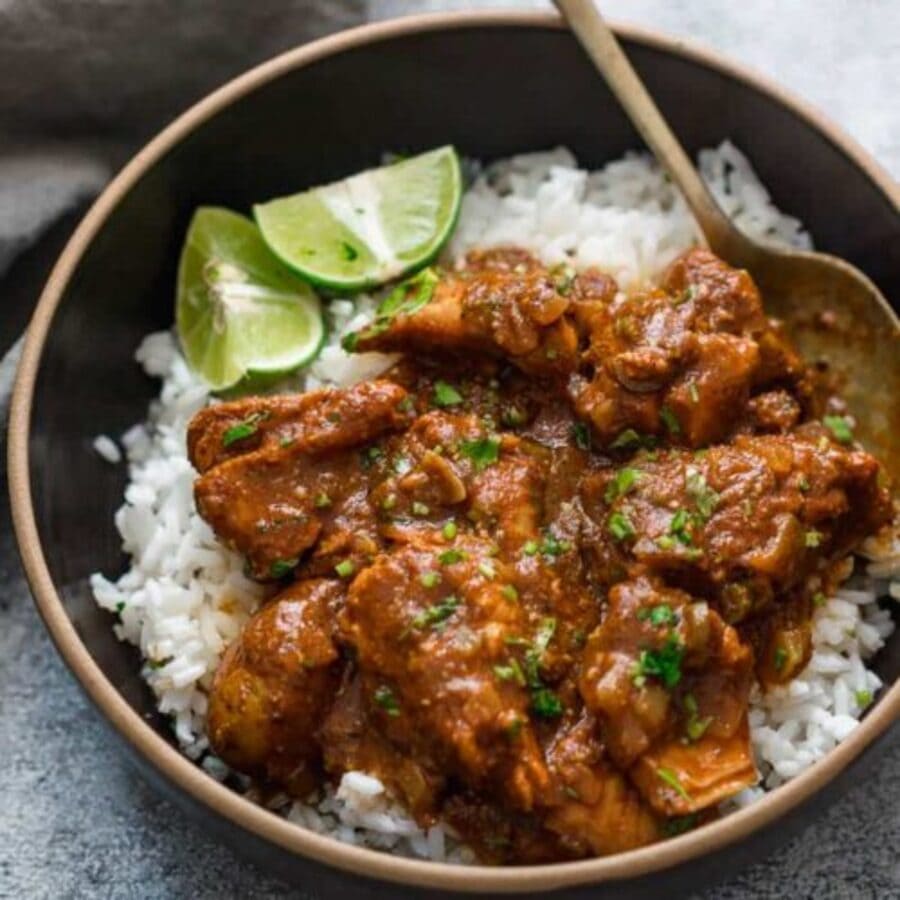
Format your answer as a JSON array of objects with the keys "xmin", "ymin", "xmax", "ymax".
[{"xmin": 90, "ymin": 143, "xmax": 898, "ymax": 861}]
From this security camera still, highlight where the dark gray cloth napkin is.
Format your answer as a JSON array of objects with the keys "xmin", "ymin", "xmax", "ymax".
[{"xmin": 0, "ymin": 0, "xmax": 366, "ymax": 362}]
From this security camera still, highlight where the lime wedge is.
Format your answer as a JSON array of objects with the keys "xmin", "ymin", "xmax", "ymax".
[
  {"xmin": 176, "ymin": 207, "xmax": 324, "ymax": 391},
  {"xmin": 253, "ymin": 146, "xmax": 462, "ymax": 291}
]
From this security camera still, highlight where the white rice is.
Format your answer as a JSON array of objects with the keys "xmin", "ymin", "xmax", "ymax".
[{"xmin": 91, "ymin": 143, "xmax": 896, "ymax": 860}]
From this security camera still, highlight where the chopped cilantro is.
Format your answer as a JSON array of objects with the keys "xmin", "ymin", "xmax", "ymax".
[
  {"xmin": 374, "ymin": 685, "xmax": 401, "ymax": 716},
  {"xmin": 412, "ymin": 501, "xmax": 431, "ymax": 517},
  {"xmin": 668, "ymin": 508, "xmax": 695, "ymax": 546},
  {"xmin": 812, "ymin": 591, "xmax": 827, "ymax": 607},
  {"xmin": 381, "ymin": 493, "xmax": 397, "ymax": 511},
  {"xmin": 604, "ymin": 467, "xmax": 641, "ymax": 504},
  {"xmin": 501, "ymin": 584, "xmax": 519, "ymax": 601},
  {"xmin": 438, "ymin": 549, "xmax": 466, "ymax": 565},
  {"xmin": 314, "ymin": 493, "xmax": 332, "ymax": 509},
  {"xmin": 773, "ymin": 646, "xmax": 788, "ymax": 671},
  {"xmin": 278, "ymin": 435, "xmax": 295, "ymax": 448},
  {"xmin": 419, "ymin": 571, "xmax": 440, "ymax": 588},
  {"xmin": 632, "ymin": 636, "xmax": 684, "ymax": 689},
  {"xmin": 660, "ymin": 405, "xmax": 681, "ymax": 435},
  {"xmin": 459, "ymin": 435, "xmax": 501, "ymax": 470},
  {"xmin": 270, "ymin": 558, "xmax": 298, "ymax": 578},
  {"xmin": 797, "ymin": 476, "xmax": 810, "ymax": 492},
  {"xmin": 685, "ymin": 468, "xmax": 719, "ymax": 520},
  {"xmin": 411, "ymin": 595, "xmax": 460, "ymax": 630},
  {"xmin": 656, "ymin": 767, "xmax": 690, "ymax": 800},
  {"xmin": 637, "ymin": 604, "xmax": 677, "ymax": 627},
  {"xmin": 222, "ymin": 413, "xmax": 263, "ymax": 448},
  {"xmin": 608, "ymin": 510, "xmax": 636, "ymax": 541},
  {"xmin": 334, "ymin": 559, "xmax": 355, "ymax": 578},
  {"xmin": 442, "ymin": 521, "xmax": 458, "ymax": 540},
  {"xmin": 478, "ymin": 560, "xmax": 496, "ymax": 579},
  {"xmin": 531, "ymin": 688, "xmax": 564, "ymax": 718},
  {"xmin": 502, "ymin": 405, "xmax": 527, "ymax": 427},
  {"xmin": 493, "ymin": 658, "xmax": 527, "ymax": 686},
  {"xmin": 571, "ymin": 421, "xmax": 591, "ymax": 450},
  {"xmin": 433, "ymin": 380, "xmax": 463, "ymax": 408},
  {"xmin": 804, "ymin": 530, "xmax": 823, "ymax": 548},
  {"xmin": 855, "ymin": 689, "xmax": 873, "ymax": 708},
  {"xmin": 609, "ymin": 428, "xmax": 643, "ymax": 450},
  {"xmin": 540, "ymin": 531, "xmax": 571, "ymax": 557},
  {"xmin": 522, "ymin": 540, "xmax": 539, "ymax": 556},
  {"xmin": 823, "ymin": 415, "xmax": 854, "ymax": 445}
]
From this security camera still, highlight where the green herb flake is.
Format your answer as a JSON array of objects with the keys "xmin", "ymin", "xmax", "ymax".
[
  {"xmin": 270, "ymin": 558, "xmax": 298, "ymax": 578},
  {"xmin": 636, "ymin": 604, "xmax": 676, "ymax": 627},
  {"xmin": 438, "ymin": 549, "xmax": 467, "ymax": 565},
  {"xmin": 609, "ymin": 428, "xmax": 643, "ymax": 450},
  {"xmin": 411, "ymin": 595, "xmax": 460, "ymax": 630},
  {"xmin": 314, "ymin": 493, "xmax": 332, "ymax": 509},
  {"xmin": 393, "ymin": 455, "xmax": 413, "ymax": 475},
  {"xmin": 773, "ymin": 646, "xmax": 788, "ymax": 671},
  {"xmin": 531, "ymin": 687, "xmax": 564, "ymax": 719},
  {"xmin": 334, "ymin": 559, "xmax": 355, "ymax": 578},
  {"xmin": 374, "ymin": 685, "xmax": 401, "ymax": 716},
  {"xmin": 501, "ymin": 584, "xmax": 519, "ymax": 602},
  {"xmin": 571, "ymin": 421, "xmax": 591, "ymax": 450},
  {"xmin": 804, "ymin": 530, "xmax": 823, "ymax": 548},
  {"xmin": 278, "ymin": 435, "xmax": 295, "ymax": 448},
  {"xmin": 823, "ymin": 415, "xmax": 854, "ymax": 445},
  {"xmin": 381, "ymin": 493, "xmax": 397, "ymax": 511},
  {"xmin": 442, "ymin": 521, "xmax": 458, "ymax": 541},
  {"xmin": 855, "ymin": 689, "xmax": 873, "ymax": 708},
  {"xmin": 459, "ymin": 435, "xmax": 501, "ymax": 471},
  {"xmin": 412, "ymin": 501, "xmax": 431, "ymax": 517},
  {"xmin": 685, "ymin": 468, "xmax": 719, "ymax": 520},
  {"xmin": 608, "ymin": 510, "xmax": 636, "ymax": 542},
  {"xmin": 812, "ymin": 591, "xmax": 827, "ymax": 607},
  {"xmin": 633, "ymin": 636, "xmax": 684, "ymax": 689},
  {"xmin": 478, "ymin": 560, "xmax": 496, "ymax": 579},
  {"xmin": 797, "ymin": 476, "xmax": 811, "ymax": 493},
  {"xmin": 222, "ymin": 414, "xmax": 263, "ymax": 448},
  {"xmin": 433, "ymin": 380, "xmax": 464, "ymax": 408},
  {"xmin": 604, "ymin": 467, "xmax": 641, "ymax": 504},
  {"xmin": 419, "ymin": 571, "xmax": 440, "ymax": 589},
  {"xmin": 522, "ymin": 540, "xmax": 539, "ymax": 557},
  {"xmin": 540, "ymin": 531, "xmax": 571, "ymax": 557},
  {"xmin": 656, "ymin": 767, "xmax": 690, "ymax": 800},
  {"xmin": 660, "ymin": 405, "xmax": 681, "ymax": 435},
  {"xmin": 493, "ymin": 658, "xmax": 527, "ymax": 686}
]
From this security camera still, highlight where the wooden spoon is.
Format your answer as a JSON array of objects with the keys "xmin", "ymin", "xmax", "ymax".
[{"xmin": 554, "ymin": 0, "xmax": 900, "ymax": 479}]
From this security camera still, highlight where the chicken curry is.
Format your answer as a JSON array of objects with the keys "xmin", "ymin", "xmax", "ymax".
[{"xmin": 187, "ymin": 248, "xmax": 892, "ymax": 862}]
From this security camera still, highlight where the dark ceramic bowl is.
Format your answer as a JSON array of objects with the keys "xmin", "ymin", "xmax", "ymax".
[{"xmin": 8, "ymin": 11, "xmax": 900, "ymax": 898}]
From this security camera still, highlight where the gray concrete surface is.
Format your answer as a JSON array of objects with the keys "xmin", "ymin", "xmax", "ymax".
[{"xmin": 2, "ymin": 1, "xmax": 899, "ymax": 897}]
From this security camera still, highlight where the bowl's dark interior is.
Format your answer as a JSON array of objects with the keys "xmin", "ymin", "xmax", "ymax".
[{"xmin": 25, "ymin": 21, "xmax": 899, "ymax": 896}]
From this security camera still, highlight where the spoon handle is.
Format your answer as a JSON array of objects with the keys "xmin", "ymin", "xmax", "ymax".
[{"xmin": 553, "ymin": 0, "xmax": 741, "ymax": 257}]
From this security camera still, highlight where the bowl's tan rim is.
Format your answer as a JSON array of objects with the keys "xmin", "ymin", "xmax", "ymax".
[{"xmin": 7, "ymin": 9, "xmax": 899, "ymax": 894}]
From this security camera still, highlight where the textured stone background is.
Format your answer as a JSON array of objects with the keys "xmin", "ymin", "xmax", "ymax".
[{"xmin": 1, "ymin": 1, "xmax": 899, "ymax": 898}]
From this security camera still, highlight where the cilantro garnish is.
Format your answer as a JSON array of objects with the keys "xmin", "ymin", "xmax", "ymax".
[
  {"xmin": 222, "ymin": 413, "xmax": 264, "ymax": 448},
  {"xmin": 270, "ymin": 557, "xmax": 298, "ymax": 578},
  {"xmin": 459, "ymin": 435, "xmax": 501, "ymax": 470},
  {"xmin": 411, "ymin": 595, "xmax": 460, "ymax": 630},
  {"xmin": 604, "ymin": 467, "xmax": 641, "ymax": 504},
  {"xmin": 823, "ymin": 415, "xmax": 853, "ymax": 445},
  {"xmin": 608, "ymin": 510, "xmax": 636, "ymax": 541},
  {"xmin": 632, "ymin": 636, "xmax": 684, "ymax": 689},
  {"xmin": 433, "ymin": 380, "xmax": 463, "ymax": 408},
  {"xmin": 571, "ymin": 421, "xmax": 591, "ymax": 450},
  {"xmin": 374, "ymin": 685, "xmax": 401, "ymax": 716}
]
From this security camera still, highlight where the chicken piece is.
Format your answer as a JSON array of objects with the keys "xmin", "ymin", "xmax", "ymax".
[
  {"xmin": 581, "ymin": 431, "xmax": 892, "ymax": 615},
  {"xmin": 578, "ymin": 576, "xmax": 755, "ymax": 816},
  {"xmin": 187, "ymin": 379, "xmax": 413, "ymax": 473},
  {"xmin": 369, "ymin": 410, "xmax": 549, "ymax": 555},
  {"xmin": 338, "ymin": 534, "xmax": 553, "ymax": 811},
  {"xmin": 192, "ymin": 382, "xmax": 413, "ymax": 579},
  {"xmin": 194, "ymin": 446, "xmax": 378, "ymax": 580},
  {"xmin": 319, "ymin": 672, "xmax": 446, "ymax": 820},
  {"xmin": 348, "ymin": 249, "xmax": 579, "ymax": 377},
  {"xmin": 207, "ymin": 579, "xmax": 343, "ymax": 794},
  {"xmin": 539, "ymin": 715, "xmax": 662, "ymax": 856},
  {"xmin": 568, "ymin": 249, "xmax": 807, "ymax": 448}
]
